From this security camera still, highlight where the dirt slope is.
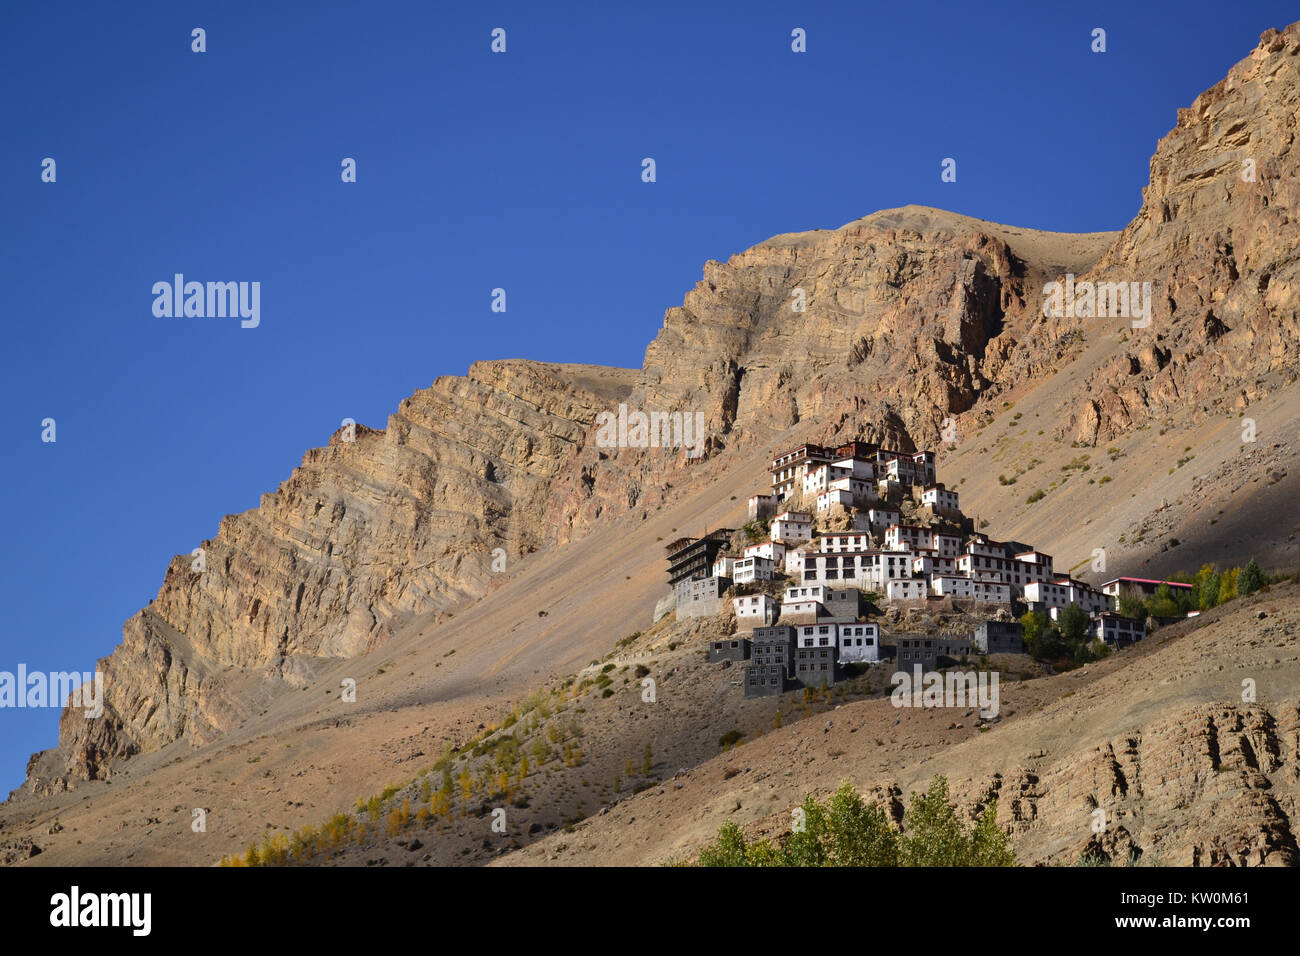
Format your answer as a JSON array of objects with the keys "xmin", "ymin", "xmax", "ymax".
[{"xmin": 500, "ymin": 581, "xmax": 1300, "ymax": 867}]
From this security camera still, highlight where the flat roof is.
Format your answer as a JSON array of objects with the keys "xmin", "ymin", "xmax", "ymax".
[{"xmin": 1101, "ymin": 576, "xmax": 1194, "ymax": 588}]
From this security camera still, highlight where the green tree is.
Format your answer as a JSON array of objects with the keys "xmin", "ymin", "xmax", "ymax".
[
  {"xmin": 825, "ymin": 782, "xmax": 899, "ymax": 866},
  {"xmin": 694, "ymin": 821, "xmax": 781, "ymax": 867},
  {"xmin": 1220, "ymin": 567, "xmax": 1239, "ymax": 602},
  {"xmin": 783, "ymin": 794, "xmax": 830, "ymax": 866},
  {"xmin": 693, "ymin": 776, "xmax": 1014, "ymax": 868},
  {"xmin": 1148, "ymin": 582, "xmax": 1179, "ymax": 618},
  {"xmin": 1058, "ymin": 603, "xmax": 1090, "ymax": 646},
  {"xmin": 1116, "ymin": 589, "xmax": 1147, "ymax": 620},
  {"xmin": 1021, "ymin": 609, "xmax": 1063, "ymax": 660},
  {"xmin": 1239, "ymin": 558, "xmax": 1266, "ymax": 596},
  {"xmin": 1019, "ymin": 609, "xmax": 1049, "ymax": 646},
  {"xmin": 969, "ymin": 802, "xmax": 1016, "ymax": 866},
  {"xmin": 901, "ymin": 777, "xmax": 972, "ymax": 866},
  {"xmin": 1196, "ymin": 564, "xmax": 1221, "ymax": 610},
  {"xmin": 696, "ymin": 821, "xmax": 750, "ymax": 867}
]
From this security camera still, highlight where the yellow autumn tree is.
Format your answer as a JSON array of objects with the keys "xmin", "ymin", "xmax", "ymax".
[{"xmin": 458, "ymin": 769, "xmax": 474, "ymax": 815}]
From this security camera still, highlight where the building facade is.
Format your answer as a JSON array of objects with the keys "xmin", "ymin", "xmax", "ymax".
[
  {"xmin": 837, "ymin": 622, "xmax": 880, "ymax": 663},
  {"xmin": 733, "ymin": 556, "xmax": 775, "ymax": 583},
  {"xmin": 708, "ymin": 638, "xmax": 752, "ymax": 662},
  {"xmin": 732, "ymin": 593, "xmax": 776, "ymax": 626},
  {"xmin": 973, "ymin": 620, "xmax": 1024, "ymax": 654},
  {"xmin": 794, "ymin": 646, "xmax": 837, "ymax": 688},
  {"xmin": 665, "ymin": 530, "xmax": 734, "ymax": 586},
  {"xmin": 1091, "ymin": 613, "xmax": 1146, "ymax": 645}
]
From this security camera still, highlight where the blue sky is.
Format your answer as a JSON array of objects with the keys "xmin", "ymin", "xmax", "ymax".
[{"xmin": 1, "ymin": 0, "xmax": 1292, "ymax": 792}]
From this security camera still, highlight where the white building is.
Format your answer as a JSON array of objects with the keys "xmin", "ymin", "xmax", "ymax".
[
  {"xmin": 935, "ymin": 533, "xmax": 963, "ymax": 559},
  {"xmin": 801, "ymin": 549, "xmax": 913, "ymax": 590},
  {"xmin": 1013, "ymin": 549, "xmax": 1054, "ymax": 573},
  {"xmin": 886, "ymin": 578, "xmax": 930, "ymax": 602},
  {"xmin": 732, "ymin": 593, "xmax": 776, "ymax": 626},
  {"xmin": 796, "ymin": 622, "xmax": 838, "ymax": 649},
  {"xmin": 770, "ymin": 445, "xmax": 833, "ymax": 502},
  {"xmin": 921, "ymin": 484, "xmax": 959, "ymax": 513},
  {"xmin": 1025, "ymin": 579, "xmax": 1113, "ymax": 616},
  {"xmin": 837, "ymin": 622, "xmax": 880, "ymax": 663},
  {"xmin": 1091, "ymin": 613, "xmax": 1145, "ymax": 645},
  {"xmin": 830, "ymin": 474, "xmax": 876, "ymax": 505},
  {"xmin": 770, "ymin": 510, "xmax": 813, "ymax": 544},
  {"xmin": 833, "ymin": 456, "xmax": 875, "ymax": 480},
  {"xmin": 957, "ymin": 544, "xmax": 1056, "ymax": 592},
  {"xmin": 712, "ymin": 555, "xmax": 738, "ymax": 579},
  {"xmin": 816, "ymin": 488, "xmax": 855, "ymax": 512},
  {"xmin": 931, "ymin": 574, "xmax": 1011, "ymax": 604},
  {"xmin": 885, "ymin": 524, "xmax": 932, "ymax": 552},
  {"xmin": 803, "ymin": 463, "xmax": 855, "ymax": 497},
  {"xmin": 744, "ymin": 540, "xmax": 787, "ymax": 563},
  {"xmin": 883, "ymin": 451, "xmax": 937, "ymax": 487},
  {"xmin": 912, "ymin": 553, "xmax": 958, "ymax": 577},
  {"xmin": 783, "ymin": 584, "xmax": 826, "ymax": 602},
  {"xmin": 866, "ymin": 507, "xmax": 901, "ymax": 530},
  {"xmin": 781, "ymin": 584, "xmax": 826, "ymax": 618},
  {"xmin": 817, "ymin": 532, "xmax": 873, "ymax": 553},
  {"xmin": 885, "ymin": 457, "xmax": 923, "ymax": 486},
  {"xmin": 785, "ymin": 544, "xmax": 811, "ymax": 576},
  {"xmin": 733, "ymin": 556, "xmax": 775, "ymax": 583}
]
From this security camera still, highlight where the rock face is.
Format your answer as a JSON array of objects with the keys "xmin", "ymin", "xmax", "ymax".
[
  {"xmin": 20, "ymin": 361, "xmax": 639, "ymax": 795},
  {"xmin": 993, "ymin": 702, "xmax": 1300, "ymax": 866},
  {"xmin": 641, "ymin": 217, "xmax": 1029, "ymax": 447},
  {"xmin": 1051, "ymin": 23, "xmax": 1300, "ymax": 444},
  {"xmin": 16, "ymin": 22, "xmax": 1300, "ymax": 797}
]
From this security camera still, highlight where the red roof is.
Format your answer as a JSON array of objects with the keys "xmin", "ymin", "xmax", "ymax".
[{"xmin": 1104, "ymin": 576, "xmax": 1194, "ymax": 589}]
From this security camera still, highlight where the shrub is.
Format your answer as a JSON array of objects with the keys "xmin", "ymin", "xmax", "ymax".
[
  {"xmin": 1239, "ymin": 558, "xmax": 1266, "ymax": 596},
  {"xmin": 692, "ymin": 777, "xmax": 1013, "ymax": 868},
  {"xmin": 718, "ymin": 730, "xmax": 744, "ymax": 750}
]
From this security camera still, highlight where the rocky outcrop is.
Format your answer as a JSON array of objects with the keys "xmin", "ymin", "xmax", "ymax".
[
  {"xmin": 1045, "ymin": 24, "xmax": 1300, "ymax": 444},
  {"xmin": 990, "ymin": 702, "xmax": 1300, "ymax": 866},
  {"xmin": 639, "ymin": 215, "xmax": 1064, "ymax": 451},
  {"xmin": 17, "ymin": 361, "xmax": 638, "ymax": 795}
]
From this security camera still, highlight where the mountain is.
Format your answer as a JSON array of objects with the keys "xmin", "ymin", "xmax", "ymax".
[{"xmin": 4, "ymin": 21, "xmax": 1299, "ymax": 866}]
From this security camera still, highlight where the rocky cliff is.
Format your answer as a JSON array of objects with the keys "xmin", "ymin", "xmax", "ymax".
[
  {"xmin": 1053, "ymin": 23, "xmax": 1300, "ymax": 443},
  {"xmin": 20, "ymin": 361, "xmax": 639, "ymax": 794}
]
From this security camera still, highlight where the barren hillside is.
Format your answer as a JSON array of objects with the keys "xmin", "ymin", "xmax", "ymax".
[{"xmin": 501, "ymin": 580, "xmax": 1300, "ymax": 867}]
